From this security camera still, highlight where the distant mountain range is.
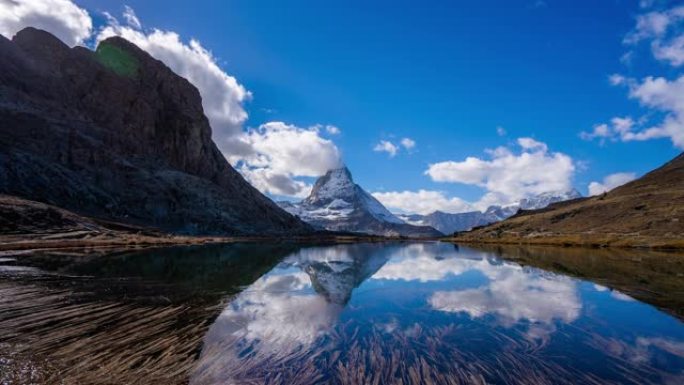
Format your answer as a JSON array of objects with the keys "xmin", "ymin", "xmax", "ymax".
[
  {"xmin": 399, "ymin": 189, "xmax": 582, "ymax": 235},
  {"xmin": 0, "ymin": 28, "xmax": 308, "ymax": 235},
  {"xmin": 453, "ymin": 153, "xmax": 684, "ymax": 248},
  {"xmin": 279, "ymin": 167, "xmax": 582, "ymax": 237},
  {"xmin": 278, "ymin": 168, "xmax": 442, "ymax": 237}
]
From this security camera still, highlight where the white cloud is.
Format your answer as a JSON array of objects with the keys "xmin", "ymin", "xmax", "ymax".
[
  {"xmin": 587, "ymin": 75, "xmax": 684, "ymax": 148},
  {"xmin": 122, "ymin": 5, "xmax": 141, "ymax": 30},
  {"xmin": 496, "ymin": 126, "xmax": 507, "ymax": 136},
  {"xmin": 0, "ymin": 0, "xmax": 92, "ymax": 46},
  {"xmin": 426, "ymin": 138, "xmax": 575, "ymax": 207},
  {"xmin": 96, "ymin": 14, "xmax": 251, "ymax": 147},
  {"xmin": 325, "ymin": 125, "xmax": 341, "ymax": 135},
  {"xmin": 372, "ymin": 243, "xmax": 478, "ymax": 282},
  {"xmin": 590, "ymin": 5, "xmax": 684, "ymax": 148},
  {"xmin": 429, "ymin": 263, "xmax": 581, "ymax": 327},
  {"xmin": 197, "ymin": 269, "xmax": 343, "ymax": 371},
  {"xmin": 517, "ymin": 137, "xmax": 548, "ymax": 152},
  {"xmin": 234, "ymin": 122, "xmax": 342, "ymax": 198},
  {"xmin": 372, "ymin": 190, "xmax": 473, "ymax": 215},
  {"xmin": 400, "ymin": 137, "xmax": 416, "ymax": 149},
  {"xmin": 580, "ymin": 116, "xmax": 636, "ymax": 143},
  {"xmin": 373, "ymin": 140, "xmax": 399, "ymax": 157},
  {"xmin": 373, "ymin": 137, "xmax": 416, "ymax": 157},
  {"xmin": 588, "ymin": 172, "xmax": 637, "ymax": 196},
  {"xmin": 625, "ymin": 5, "xmax": 684, "ymax": 66}
]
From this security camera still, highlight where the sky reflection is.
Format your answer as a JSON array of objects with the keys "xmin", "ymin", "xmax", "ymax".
[{"xmin": 190, "ymin": 242, "xmax": 684, "ymax": 385}]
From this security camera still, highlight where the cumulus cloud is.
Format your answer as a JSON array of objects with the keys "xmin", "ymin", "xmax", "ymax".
[
  {"xmin": 400, "ymin": 137, "xmax": 416, "ymax": 149},
  {"xmin": 587, "ymin": 75, "xmax": 684, "ymax": 148},
  {"xmin": 517, "ymin": 137, "xmax": 548, "ymax": 152},
  {"xmin": 589, "ymin": 4, "xmax": 684, "ymax": 149},
  {"xmin": 233, "ymin": 122, "xmax": 342, "ymax": 198},
  {"xmin": 624, "ymin": 5, "xmax": 684, "ymax": 66},
  {"xmin": 372, "ymin": 189, "xmax": 474, "ymax": 215},
  {"xmin": 426, "ymin": 138, "xmax": 575, "ymax": 208},
  {"xmin": 588, "ymin": 172, "xmax": 637, "ymax": 196},
  {"xmin": 0, "ymin": 0, "xmax": 92, "ymax": 46},
  {"xmin": 580, "ymin": 116, "xmax": 636, "ymax": 143},
  {"xmin": 373, "ymin": 137, "xmax": 416, "ymax": 157},
  {"xmin": 373, "ymin": 140, "xmax": 399, "ymax": 157}
]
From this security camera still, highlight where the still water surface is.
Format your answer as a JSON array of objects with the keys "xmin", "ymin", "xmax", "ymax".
[{"xmin": 1, "ymin": 242, "xmax": 683, "ymax": 384}]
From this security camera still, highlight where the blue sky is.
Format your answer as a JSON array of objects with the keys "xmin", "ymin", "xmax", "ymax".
[{"xmin": 3, "ymin": 0, "xmax": 683, "ymax": 213}]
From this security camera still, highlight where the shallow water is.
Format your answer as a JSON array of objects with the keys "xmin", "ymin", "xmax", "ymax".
[{"xmin": 1, "ymin": 242, "xmax": 683, "ymax": 384}]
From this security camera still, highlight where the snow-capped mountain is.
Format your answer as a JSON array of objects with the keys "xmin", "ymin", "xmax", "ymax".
[
  {"xmin": 399, "ymin": 210, "xmax": 490, "ymax": 235},
  {"xmin": 518, "ymin": 189, "xmax": 582, "ymax": 210},
  {"xmin": 399, "ymin": 189, "xmax": 582, "ymax": 235},
  {"xmin": 278, "ymin": 167, "xmax": 442, "ymax": 237}
]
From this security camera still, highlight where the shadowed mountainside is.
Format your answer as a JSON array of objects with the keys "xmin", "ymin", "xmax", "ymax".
[
  {"xmin": 450, "ymin": 153, "xmax": 684, "ymax": 248},
  {"xmin": 0, "ymin": 27, "xmax": 309, "ymax": 236}
]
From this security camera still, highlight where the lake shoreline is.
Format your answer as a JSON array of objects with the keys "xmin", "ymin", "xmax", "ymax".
[
  {"xmin": 0, "ymin": 232, "xmax": 436, "ymax": 253},
  {"xmin": 5, "ymin": 231, "xmax": 684, "ymax": 253},
  {"xmin": 446, "ymin": 234, "xmax": 684, "ymax": 251}
]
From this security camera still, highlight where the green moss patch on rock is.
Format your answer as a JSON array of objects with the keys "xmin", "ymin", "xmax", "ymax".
[{"xmin": 96, "ymin": 42, "xmax": 139, "ymax": 77}]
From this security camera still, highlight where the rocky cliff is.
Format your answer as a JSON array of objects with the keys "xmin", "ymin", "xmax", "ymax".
[{"xmin": 0, "ymin": 27, "xmax": 309, "ymax": 235}]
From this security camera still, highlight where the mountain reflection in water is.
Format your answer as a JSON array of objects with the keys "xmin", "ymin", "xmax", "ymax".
[
  {"xmin": 0, "ymin": 242, "xmax": 683, "ymax": 385},
  {"xmin": 190, "ymin": 243, "xmax": 684, "ymax": 385}
]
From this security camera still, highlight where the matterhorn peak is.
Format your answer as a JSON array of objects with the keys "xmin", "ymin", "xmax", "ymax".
[
  {"xmin": 304, "ymin": 166, "xmax": 356, "ymax": 206},
  {"xmin": 278, "ymin": 166, "xmax": 442, "ymax": 237}
]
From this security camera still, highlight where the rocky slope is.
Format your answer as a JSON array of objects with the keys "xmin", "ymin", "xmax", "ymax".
[
  {"xmin": 451, "ymin": 153, "xmax": 684, "ymax": 248},
  {"xmin": 0, "ymin": 28, "xmax": 309, "ymax": 235},
  {"xmin": 278, "ymin": 167, "xmax": 442, "ymax": 237},
  {"xmin": 401, "ymin": 189, "xmax": 582, "ymax": 235}
]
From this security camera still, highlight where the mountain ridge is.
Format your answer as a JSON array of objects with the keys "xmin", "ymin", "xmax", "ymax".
[
  {"xmin": 399, "ymin": 189, "xmax": 582, "ymax": 235},
  {"xmin": 279, "ymin": 167, "xmax": 442, "ymax": 237},
  {"xmin": 0, "ymin": 27, "xmax": 309, "ymax": 235}
]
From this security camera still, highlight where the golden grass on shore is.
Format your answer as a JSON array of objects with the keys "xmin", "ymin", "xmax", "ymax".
[{"xmin": 447, "ymin": 233, "xmax": 684, "ymax": 250}]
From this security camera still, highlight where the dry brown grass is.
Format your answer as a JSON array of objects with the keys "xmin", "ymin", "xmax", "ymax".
[{"xmin": 0, "ymin": 281, "xmax": 225, "ymax": 385}]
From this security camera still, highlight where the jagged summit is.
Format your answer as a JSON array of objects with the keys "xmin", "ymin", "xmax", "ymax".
[
  {"xmin": 304, "ymin": 167, "xmax": 356, "ymax": 206},
  {"xmin": 279, "ymin": 167, "xmax": 441, "ymax": 237}
]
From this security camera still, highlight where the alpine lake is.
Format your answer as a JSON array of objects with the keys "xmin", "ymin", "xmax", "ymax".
[{"xmin": 1, "ymin": 242, "xmax": 683, "ymax": 385}]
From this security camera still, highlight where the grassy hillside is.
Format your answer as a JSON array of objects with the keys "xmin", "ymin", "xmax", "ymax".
[{"xmin": 450, "ymin": 153, "xmax": 684, "ymax": 249}]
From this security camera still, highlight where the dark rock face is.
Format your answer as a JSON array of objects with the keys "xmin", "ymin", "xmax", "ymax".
[{"xmin": 0, "ymin": 28, "xmax": 310, "ymax": 235}]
